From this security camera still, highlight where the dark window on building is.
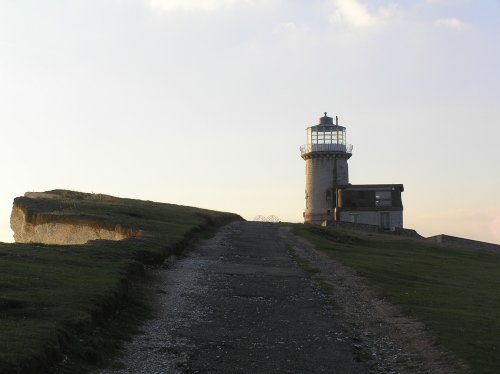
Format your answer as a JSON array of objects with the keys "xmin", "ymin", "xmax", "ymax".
[
  {"xmin": 375, "ymin": 191, "xmax": 392, "ymax": 207},
  {"xmin": 343, "ymin": 190, "xmax": 374, "ymax": 209}
]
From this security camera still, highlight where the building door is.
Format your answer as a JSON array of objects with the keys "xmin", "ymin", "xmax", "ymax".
[
  {"xmin": 380, "ymin": 212, "xmax": 390, "ymax": 230},
  {"xmin": 349, "ymin": 213, "xmax": 359, "ymax": 223}
]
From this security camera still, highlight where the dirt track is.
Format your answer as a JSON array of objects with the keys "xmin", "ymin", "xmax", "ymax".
[
  {"xmin": 99, "ymin": 221, "xmax": 467, "ymax": 374},
  {"xmin": 99, "ymin": 222, "xmax": 368, "ymax": 373}
]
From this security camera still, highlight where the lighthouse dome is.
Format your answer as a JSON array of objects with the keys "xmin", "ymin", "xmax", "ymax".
[{"xmin": 318, "ymin": 113, "xmax": 334, "ymax": 125}]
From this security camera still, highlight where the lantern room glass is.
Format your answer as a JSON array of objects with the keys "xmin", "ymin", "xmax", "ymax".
[{"xmin": 307, "ymin": 126, "xmax": 346, "ymax": 146}]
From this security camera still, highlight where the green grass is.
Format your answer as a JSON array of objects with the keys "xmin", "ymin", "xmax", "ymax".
[
  {"xmin": 286, "ymin": 244, "xmax": 321, "ymax": 276},
  {"xmin": 293, "ymin": 224, "xmax": 500, "ymax": 374},
  {"xmin": 0, "ymin": 190, "xmax": 241, "ymax": 373}
]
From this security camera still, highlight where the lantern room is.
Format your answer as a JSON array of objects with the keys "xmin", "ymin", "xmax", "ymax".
[{"xmin": 300, "ymin": 113, "xmax": 353, "ymax": 157}]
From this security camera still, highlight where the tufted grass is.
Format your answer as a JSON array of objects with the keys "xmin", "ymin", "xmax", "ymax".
[
  {"xmin": 0, "ymin": 190, "xmax": 241, "ymax": 373},
  {"xmin": 293, "ymin": 224, "xmax": 500, "ymax": 374}
]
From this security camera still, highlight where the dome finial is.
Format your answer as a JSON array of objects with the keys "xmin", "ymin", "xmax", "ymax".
[{"xmin": 324, "ymin": 112, "xmax": 327, "ymax": 117}]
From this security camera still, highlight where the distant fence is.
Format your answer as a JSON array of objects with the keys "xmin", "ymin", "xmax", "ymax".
[{"xmin": 253, "ymin": 215, "xmax": 280, "ymax": 223}]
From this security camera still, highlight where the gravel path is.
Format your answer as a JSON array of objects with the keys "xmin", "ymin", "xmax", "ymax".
[{"xmin": 98, "ymin": 222, "xmax": 368, "ymax": 374}]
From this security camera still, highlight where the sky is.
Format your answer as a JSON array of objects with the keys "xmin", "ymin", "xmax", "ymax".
[{"xmin": 0, "ymin": 0, "xmax": 499, "ymax": 244}]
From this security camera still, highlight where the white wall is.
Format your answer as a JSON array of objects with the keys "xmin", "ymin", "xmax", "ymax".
[{"xmin": 339, "ymin": 211, "xmax": 403, "ymax": 230}]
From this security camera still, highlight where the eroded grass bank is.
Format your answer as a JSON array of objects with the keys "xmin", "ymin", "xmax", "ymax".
[
  {"xmin": 0, "ymin": 190, "xmax": 241, "ymax": 373},
  {"xmin": 293, "ymin": 225, "xmax": 500, "ymax": 374}
]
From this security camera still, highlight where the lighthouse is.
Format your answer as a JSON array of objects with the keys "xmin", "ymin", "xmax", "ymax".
[
  {"xmin": 300, "ymin": 112, "xmax": 404, "ymax": 230},
  {"xmin": 300, "ymin": 112, "xmax": 352, "ymax": 225}
]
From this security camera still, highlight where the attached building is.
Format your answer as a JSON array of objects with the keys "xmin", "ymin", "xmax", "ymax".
[{"xmin": 337, "ymin": 184, "xmax": 404, "ymax": 230}]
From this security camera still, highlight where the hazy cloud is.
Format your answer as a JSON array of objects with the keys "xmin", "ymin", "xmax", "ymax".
[
  {"xmin": 146, "ymin": 0, "xmax": 248, "ymax": 12},
  {"xmin": 273, "ymin": 22, "xmax": 308, "ymax": 35},
  {"xmin": 425, "ymin": 0, "xmax": 470, "ymax": 5},
  {"xmin": 328, "ymin": 1, "xmax": 470, "ymax": 32},
  {"xmin": 435, "ymin": 17, "xmax": 466, "ymax": 30},
  {"xmin": 328, "ymin": 0, "xmax": 404, "ymax": 29},
  {"xmin": 490, "ymin": 215, "xmax": 500, "ymax": 242},
  {"xmin": 329, "ymin": 0, "xmax": 375, "ymax": 28}
]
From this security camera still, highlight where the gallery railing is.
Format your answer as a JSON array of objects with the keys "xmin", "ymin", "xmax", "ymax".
[{"xmin": 300, "ymin": 143, "xmax": 353, "ymax": 156}]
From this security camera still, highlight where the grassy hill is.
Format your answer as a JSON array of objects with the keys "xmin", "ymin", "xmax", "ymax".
[
  {"xmin": 294, "ymin": 225, "xmax": 500, "ymax": 374},
  {"xmin": 0, "ymin": 190, "xmax": 241, "ymax": 373},
  {"xmin": 4, "ymin": 190, "xmax": 498, "ymax": 373}
]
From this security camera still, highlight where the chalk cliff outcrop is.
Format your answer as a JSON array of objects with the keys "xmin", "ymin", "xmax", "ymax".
[{"xmin": 10, "ymin": 191, "xmax": 140, "ymax": 245}]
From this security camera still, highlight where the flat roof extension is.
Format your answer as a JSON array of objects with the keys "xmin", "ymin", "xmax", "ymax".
[{"xmin": 342, "ymin": 184, "xmax": 404, "ymax": 192}]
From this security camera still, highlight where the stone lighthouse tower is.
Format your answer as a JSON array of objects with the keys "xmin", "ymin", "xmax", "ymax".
[{"xmin": 300, "ymin": 112, "xmax": 353, "ymax": 225}]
